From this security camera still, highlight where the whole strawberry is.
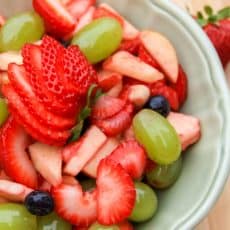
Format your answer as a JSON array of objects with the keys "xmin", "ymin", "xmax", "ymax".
[{"xmin": 197, "ymin": 6, "xmax": 230, "ymax": 67}]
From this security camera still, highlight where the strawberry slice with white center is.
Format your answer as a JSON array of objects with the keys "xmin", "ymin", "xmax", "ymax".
[
  {"xmin": 0, "ymin": 51, "xmax": 22, "ymax": 71},
  {"xmin": 0, "ymin": 117, "xmax": 38, "ymax": 189},
  {"xmin": 103, "ymin": 51, "xmax": 164, "ymax": 84},
  {"xmin": 8, "ymin": 63, "xmax": 75, "ymax": 131},
  {"xmin": 97, "ymin": 158, "xmax": 136, "ymax": 225},
  {"xmin": 92, "ymin": 103, "xmax": 134, "ymax": 137},
  {"xmin": 33, "ymin": 0, "xmax": 75, "ymax": 37},
  {"xmin": 91, "ymin": 95, "xmax": 126, "ymax": 120},
  {"xmin": 51, "ymin": 183, "xmax": 97, "ymax": 226},
  {"xmin": 29, "ymin": 142, "xmax": 62, "ymax": 187},
  {"xmin": 2, "ymin": 84, "xmax": 70, "ymax": 146},
  {"xmin": 108, "ymin": 140, "xmax": 147, "ymax": 179},
  {"xmin": 0, "ymin": 179, "xmax": 33, "ymax": 202}
]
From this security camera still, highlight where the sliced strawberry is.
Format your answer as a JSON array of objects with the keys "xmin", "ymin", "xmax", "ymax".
[
  {"xmin": 103, "ymin": 51, "xmax": 164, "ymax": 84},
  {"xmin": 33, "ymin": 0, "xmax": 75, "ymax": 37},
  {"xmin": 91, "ymin": 95, "xmax": 126, "ymax": 120},
  {"xmin": 92, "ymin": 103, "xmax": 133, "ymax": 136},
  {"xmin": 150, "ymin": 82, "xmax": 179, "ymax": 111},
  {"xmin": 170, "ymin": 65, "xmax": 188, "ymax": 106},
  {"xmin": 0, "ymin": 179, "xmax": 33, "ymax": 202},
  {"xmin": 65, "ymin": 0, "xmax": 95, "ymax": 20},
  {"xmin": 106, "ymin": 81, "xmax": 123, "ymax": 98},
  {"xmin": 97, "ymin": 69, "xmax": 122, "ymax": 91},
  {"xmin": 138, "ymin": 44, "xmax": 162, "ymax": 70},
  {"xmin": 38, "ymin": 179, "xmax": 52, "ymax": 192},
  {"xmin": 0, "ymin": 117, "xmax": 38, "ymax": 189},
  {"xmin": 29, "ymin": 142, "xmax": 62, "ymax": 186},
  {"xmin": 118, "ymin": 220, "xmax": 134, "ymax": 230},
  {"xmin": 167, "ymin": 112, "xmax": 201, "ymax": 151},
  {"xmin": 123, "ymin": 125, "xmax": 135, "ymax": 141},
  {"xmin": 108, "ymin": 140, "xmax": 147, "ymax": 179},
  {"xmin": 62, "ymin": 176, "xmax": 80, "ymax": 185},
  {"xmin": 8, "ymin": 63, "xmax": 75, "ymax": 131},
  {"xmin": 22, "ymin": 44, "xmax": 79, "ymax": 117},
  {"xmin": 119, "ymin": 38, "xmax": 140, "ymax": 55},
  {"xmin": 83, "ymin": 138, "xmax": 119, "ymax": 178},
  {"xmin": 64, "ymin": 126, "xmax": 107, "ymax": 176},
  {"xmin": 97, "ymin": 158, "xmax": 136, "ymax": 225},
  {"xmin": 51, "ymin": 183, "xmax": 97, "ymax": 226},
  {"xmin": 2, "ymin": 84, "xmax": 70, "ymax": 146},
  {"xmin": 93, "ymin": 5, "xmax": 124, "ymax": 26}
]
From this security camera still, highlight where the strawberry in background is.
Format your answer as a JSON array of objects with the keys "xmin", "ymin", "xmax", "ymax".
[{"xmin": 196, "ymin": 6, "xmax": 230, "ymax": 67}]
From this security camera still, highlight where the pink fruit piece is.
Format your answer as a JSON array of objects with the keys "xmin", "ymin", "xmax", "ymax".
[
  {"xmin": 103, "ymin": 51, "xmax": 164, "ymax": 84},
  {"xmin": 140, "ymin": 30, "xmax": 179, "ymax": 83},
  {"xmin": 106, "ymin": 80, "xmax": 123, "ymax": 98},
  {"xmin": 83, "ymin": 138, "xmax": 120, "ymax": 178},
  {"xmin": 64, "ymin": 126, "xmax": 107, "ymax": 176},
  {"xmin": 0, "ymin": 179, "xmax": 33, "ymax": 202},
  {"xmin": 96, "ymin": 158, "xmax": 136, "ymax": 225},
  {"xmin": 0, "ymin": 52, "xmax": 22, "ymax": 71},
  {"xmin": 167, "ymin": 112, "xmax": 201, "ymax": 151},
  {"xmin": 51, "ymin": 183, "xmax": 97, "ymax": 227},
  {"xmin": 108, "ymin": 140, "xmax": 147, "ymax": 179},
  {"xmin": 29, "ymin": 142, "xmax": 62, "ymax": 187}
]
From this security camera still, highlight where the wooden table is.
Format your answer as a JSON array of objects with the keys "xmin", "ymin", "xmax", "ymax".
[{"xmin": 172, "ymin": 1, "xmax": 230, "ymax": 229}]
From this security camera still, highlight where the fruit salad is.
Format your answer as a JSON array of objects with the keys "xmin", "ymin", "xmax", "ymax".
[{"xmin": 0, "ymin": 0, "xmax": 201, "ymax": 229}]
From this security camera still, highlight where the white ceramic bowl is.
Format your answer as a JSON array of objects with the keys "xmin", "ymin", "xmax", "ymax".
[{"xmin": 1, "ymin": 0, "xmax": 230, "ymax": 229}]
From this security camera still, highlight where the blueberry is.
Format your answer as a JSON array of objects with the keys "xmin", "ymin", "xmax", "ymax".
[
  {"xmin": 145, "ymin": 95, "xmax": 170, "ymax": 117},
  {"xmin": 24, "ymin": 190, "xmax": 54, "ymax": 216}
]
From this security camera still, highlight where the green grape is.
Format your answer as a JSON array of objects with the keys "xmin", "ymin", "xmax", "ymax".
[
  {"xmin": 0, "ymin": 98, "xmax": 8, "ymax": 126},
  {"xmin": 80, "ymin": 179, "xmax": 96, "ymax": 192},
  {"xmin": 89, "ymin": 222, "xmax": 119, "ymax": 230},
  {"xmin": 0, "ymin": 203, "xmax": 37, "ymax": 230},
  {"xmin": 71, "ymin": 18, "xmax": 122, "ymax": 64},
  {"xmin": 37, "ymin": 212, "xmax": 71, "ymax": 230},
  {"xmin": 129, "ymin": 182, "xmax": 158, "ymax": 222},
  {"xmin": 133, "ymin": 109, "xmax": 181, "ymax": 165},
  {"xmin": 0, "ymin": 11, "xmax": 45, "ymax": 52},
  {"xmin": 146, "ymin": 157, "xmax": 182, "ymax": 189}
]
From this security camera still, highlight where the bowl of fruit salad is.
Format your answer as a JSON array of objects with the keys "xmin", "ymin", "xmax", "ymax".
[{"xmin": 0, "ymin": 0, "xmax": 229, "ymax": 229}]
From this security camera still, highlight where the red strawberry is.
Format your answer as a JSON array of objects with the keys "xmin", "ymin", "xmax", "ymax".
[
  {"xmin": 8, "ymin": 63, "xmax": 75, "ymax": 131},
  {"xmin": 96, "ymin": 158, "xmax": 136, "ymax": 225},
  {"xmin": 93, "ymin": 5, "xmax": 124, "ymax": 25},
  {"xmin": 150, "ymin": 82, "xmax": 179, "ymax": 111},
  {"xmin": 138, "ymin": 44, "xmax": 162, "ymax": 70},
  {"xmin": 108, "ymin": 140, "xmax": 147, "ymax": 179},
  {"xmin": 170, "ymin": 65, "xmax": 188, "ymax": 106},
  {"xmin": 91, "ymin": 95, "xmax": 126, "ymax": 120},
  {"xmin": 92, "ymin": 103, "xmax": 134, "ymax": 136},
  {"xmin": 65, "ymin": 0, "xmax": 96, "ymax": 20},
  {"xmin": 33, "ymin": 0, "xmax": 75, "ymax": 37},
  {"xmin": 118, "ymin": 221, "xmax": 134, "ymax": 230},
  {"xmin": 0, "ymin": 117, "xmax": 38, "ymax": 189},
  {"xmin": 119, "ymin": 38, "xmax": 141, "ymax": 55},
  {"xmin": 22, "ymin": 43, "xmax": 79, "ymax": 117},
  {"xmin": 2, "ymin": 83, "xmax": 70, "ymax": 146},
  {"xmin": 197, "ymin": 8, "xmax": 230, "ymax": 67},
  {"xmin": 51, "ymin": 183, "xmax": 97, "ymax": 226}
]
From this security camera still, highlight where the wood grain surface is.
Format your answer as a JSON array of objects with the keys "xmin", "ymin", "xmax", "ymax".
[{"xmin": 172, "ymin": 2, "xmax": 230, "ymax": 230}]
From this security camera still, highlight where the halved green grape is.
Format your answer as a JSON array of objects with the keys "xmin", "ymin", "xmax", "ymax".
[
  {"xmin": 0, "ymin": 98, "xmax": 8, "ymax": 126},
  {"xmin": 146, "ymin": 157, "xmax": 182, "ymax": 189},
  {"xmin": 71, "ymin": 17, "xmax": 122, "ymax": 64},
  {"xmin": 0, "ymin": 11, "xmax": 44, "ymax": 52},
  {"xmin": 133, "ymin": 109, "xmax": 181, "ymax": 165},
  {"xmin": 80, "ymin": 179, "xmax": 96, "ymax": 192},
  {"xmin": 129, "ymin": 182, "xmax": 158, "ymax": 222},
  {"xmin": 89, "ymin": 222, "xmax": 119, "ymax": 230},
  {"xmin": 0, "ymin": 203, "xmax": 37, "ymax": 230},
  {"xmin": 37, "ymin": 212, "xmax": 71, "ymax": 230}
]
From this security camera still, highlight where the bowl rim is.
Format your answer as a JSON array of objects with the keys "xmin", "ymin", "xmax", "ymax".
[{"xmin": 150, "ymin": 0, "xmax": 230, "ymax": 229}]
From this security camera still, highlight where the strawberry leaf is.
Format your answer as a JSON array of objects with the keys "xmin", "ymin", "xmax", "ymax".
[
  {"xmin": 204, "ymin": 5, "xmax": 213, "ymax": 16},
  {"xmin": 68, "ymin": 120, "xmax": 84, "ymax": 143},
  {"xmin": 217, "ymin": 7, "xmax": 230, "ymax": 20}
]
